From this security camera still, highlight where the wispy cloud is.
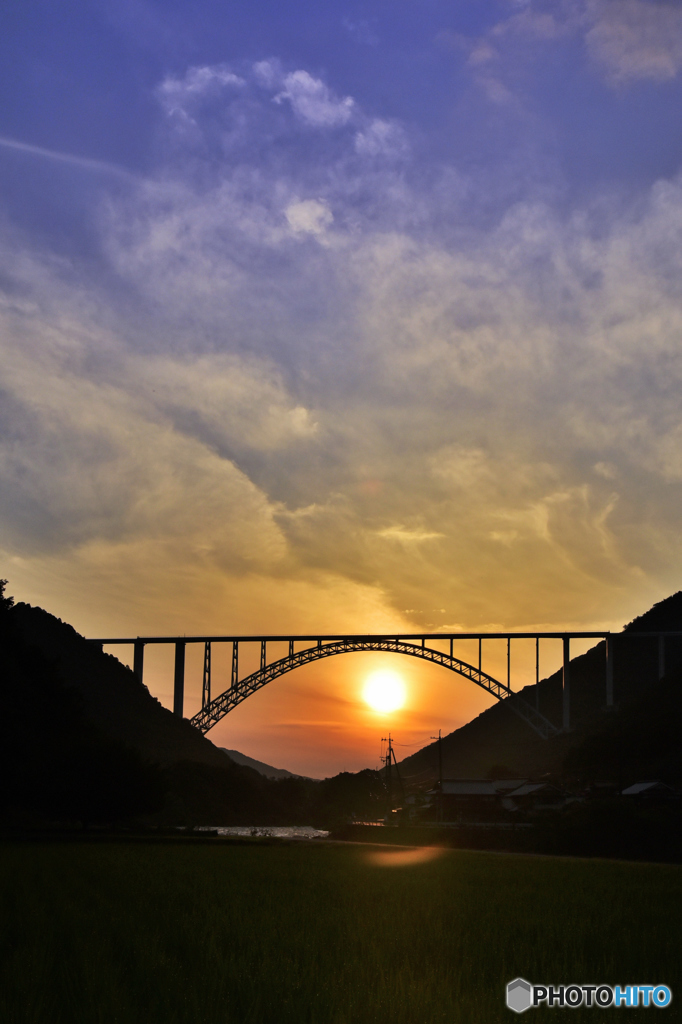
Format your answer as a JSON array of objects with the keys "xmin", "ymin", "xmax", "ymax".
[
  {"xmin": 273, "ymin": 69, "xmax": 354, "ymax": 127},
  {"xmin": 466, "ymin": 0, "xmax": 682, "ymax": 91},
  {"xmin": 157, "ymin": 64, "xmax": 245, "ymax": 118},
  {"xmin": 0, "ymin": 134, "xmax": 135, "ymax": 179},
  {"xmin": 585, "ymin": 0, "xmax": 682, "ymax": 85},
  {"xmin": 377, "ymin": 527, "xmax": 444, "ymax": 544},
  {"xmin": 285, "ymin": 199, "xmax": 334, "ymax": 236}
]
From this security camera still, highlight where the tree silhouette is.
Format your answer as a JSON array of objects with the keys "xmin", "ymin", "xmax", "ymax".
[{"xmin": 0, "ymin": 579, "xmax": 14, "ymax": 613}]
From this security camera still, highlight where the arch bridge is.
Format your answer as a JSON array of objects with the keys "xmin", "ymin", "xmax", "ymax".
[{"xmin": 84, "ymin": 629, "xmax": 664, "ymax": 739}]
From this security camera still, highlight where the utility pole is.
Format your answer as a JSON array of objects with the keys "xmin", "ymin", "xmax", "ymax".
[
  {"xmin": 382, "ymin": 734, "xmax": 393, "ymax": 822},
  {"xmin": 381, "ymin": 734, "xmax": 405, "ymax": 824}
]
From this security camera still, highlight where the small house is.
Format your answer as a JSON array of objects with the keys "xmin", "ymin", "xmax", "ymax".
[
  {"xmin": 431, "ymin": 779, "xmax": 501, "ymax": 821},
  {"xmin": 621, "ymin": 781, "xmax": 677, "ymax": 801},
  {"xmin": 502, "ymin": 782, "xmax": 565, "ymax": 813}
]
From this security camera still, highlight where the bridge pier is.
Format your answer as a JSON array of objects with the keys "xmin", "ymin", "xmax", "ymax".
[
  {"xmin": 174, "ymin": 641, "xmax": 186, "ymax": 717},
  {"xmin": 202, "ymin": 641, "xmax": 211, "ymax": 708},
  {"xmin": 507, "ymin": 637, "xmax": 511, "ymax": 690},
  {"xmin": 658, "ymin": 634, "xmax": 666, "ymax": 681},
  {"xmin": 231, "ymin": 641, "xmax": 239, "ymax": 689},
  {"xmin": 133, "ymin": 640, "xmax": 145, "ymax": 685},
  {"xmin": 562, "ymin": 636, "xmax": 570, "ymax": 731},
  {"xmin": 606, "ymin": 634, "xmax": 614, "ymax": 706},
  {"xmin": 535, "ymin": 637, "xmax": 540, "ymax": 712}
]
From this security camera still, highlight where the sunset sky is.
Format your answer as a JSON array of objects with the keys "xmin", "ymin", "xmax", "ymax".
[{"xmin": 2, "ymin": 0, "xmax": 682, "ymax": 776}]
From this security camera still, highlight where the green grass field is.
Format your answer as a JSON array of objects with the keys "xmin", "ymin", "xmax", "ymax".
[{"xmin": 0, "ymin": 840, "xmax": 679, "ymax": 1023}]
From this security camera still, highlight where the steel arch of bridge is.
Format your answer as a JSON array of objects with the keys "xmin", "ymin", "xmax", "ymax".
[{"xmin": 189, "ymin": 638, "xmax": 559, "ymax": 739}]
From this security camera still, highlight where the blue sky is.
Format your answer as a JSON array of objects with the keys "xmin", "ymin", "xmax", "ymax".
[
  {"xmin": 4, "ymin": 2, "xmax": 682, "ymax": 211},
  {"xmin": 3, "ymin": 0, "xmax": 682, "ymax": 772}
]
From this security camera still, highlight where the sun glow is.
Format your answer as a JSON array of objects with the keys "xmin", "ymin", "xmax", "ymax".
[{"xmin": 363, "ymin": 669, "xmax": 406, "ymax": 713}]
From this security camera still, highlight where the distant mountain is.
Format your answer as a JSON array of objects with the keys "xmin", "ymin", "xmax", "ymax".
[
  {"xmin": 220, "ymin": 748, "xmax": 316, "ymax": 781},
  {"xmin": 397, "ymin": 591, "xmax": 682, "ymax": 789}
]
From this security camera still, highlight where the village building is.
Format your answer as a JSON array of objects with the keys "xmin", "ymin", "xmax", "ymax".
[
  {"xmin": 621, "ymin": 781, "xmax": 678, "ymax": 802},
  {"xmin": 428, "ymin": 778, "xmax": 570, "ymax": 821},
  {"xmin": 501, "ymin": 782, "xmax": 566, "ymax": 813}
]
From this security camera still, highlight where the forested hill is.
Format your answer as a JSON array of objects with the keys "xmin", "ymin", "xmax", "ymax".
[
  {"xmin": 8, "ymin": 601, "xmax": 227, "ymax": 769},
  {"xmin": 397, "ymin": 591, "xmax": 682, "ymax": 788},
  {"xmin": 0, "ymin": 591, "xmax": 317, "ymax": 827},
  {"xmin": 623, "ymin": 591, "xmax": 682, "ymax": 633}
]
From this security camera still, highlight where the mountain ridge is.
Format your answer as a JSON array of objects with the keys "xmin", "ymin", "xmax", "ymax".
[
  {"xmin": 397, "ymin": 591, "xmax": 682, "ymax": 787},
  {"xmin": 220, "ymin": 747, "xmax": 317, "ymax": 781}
]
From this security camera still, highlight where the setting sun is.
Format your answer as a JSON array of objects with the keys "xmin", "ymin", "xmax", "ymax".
[{"xmin": 362, "ymin": 669, "xmax": 406, "ymax": 713}]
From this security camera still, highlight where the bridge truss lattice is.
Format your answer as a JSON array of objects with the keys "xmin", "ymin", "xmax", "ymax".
[{"xmin": 189, "ymin": 637, "xmax": 559, "ymax": 739}]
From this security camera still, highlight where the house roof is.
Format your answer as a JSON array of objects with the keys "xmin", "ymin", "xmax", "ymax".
[
  {"xmin": 490, "ymin": 779, "xmax": 528, "ymax": 792},
  {"xmin": 621, "ymin": 781, "xmax": 671, "ymax": 796},
  {"xmin": 441, "ymin": 780, "xmax": 497, "ymax": 796},
  {"xmin": 507, "ymin": 783, "xmax": 560, "ymax": 798}
]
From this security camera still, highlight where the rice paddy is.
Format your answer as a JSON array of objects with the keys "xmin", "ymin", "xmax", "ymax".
[{"xmin": 0, "ymin": 839, "xmax": 679, "ymax": 1023}]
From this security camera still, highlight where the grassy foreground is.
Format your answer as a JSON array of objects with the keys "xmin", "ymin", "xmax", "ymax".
[{"xmin": 0, "ymin": 840, "xmax": 680, "ymax": 1024}]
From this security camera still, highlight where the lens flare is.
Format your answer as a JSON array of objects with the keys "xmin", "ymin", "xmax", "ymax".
[
  {"xmin": 363, "ymin": 669, "xmax": 406, "ymax": 712},
  {"xmin": 364, "ymin": 846, "xmax": 445, "ymax": 867}
]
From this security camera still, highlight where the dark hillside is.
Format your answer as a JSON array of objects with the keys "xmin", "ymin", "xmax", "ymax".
[
  {"xmin": 1, "ymin": 598, "xmax": 163, "ymax": 825},
  {"xmin": 398, "ymin": 591, "xmax": 682, "ymax": 788},
  {"xmin": 563, "ymin": 671, "xmax": 682, "ymax": 786},
  {"xmin": 0, "ymin": 587, "xmax": 317, "ymax": 826},
  {"xmin": 9, "ymin": 602, "xmax": 230, "ymax": 769},
  {"xmin": 625, "ymin": 590, "xmax": 682, "ymax": 632}
]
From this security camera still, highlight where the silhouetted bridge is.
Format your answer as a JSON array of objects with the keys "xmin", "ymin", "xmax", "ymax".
[{"xmin": 87, "ymin": 629, "xmax": 678, "ymax": 739}]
